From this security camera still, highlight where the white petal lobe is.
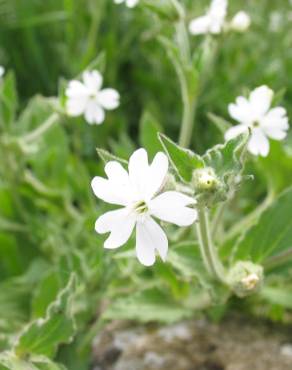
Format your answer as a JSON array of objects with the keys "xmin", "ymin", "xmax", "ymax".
[
  {"xmin": 136, "ymin": 217, "xmax": 168, "ymax": 266},
  {"xmin": 150, "ymin": 191, "xmax": 197, "ymax": 227},
  {"xmin": 98, "ymin": 88, "xmax": 120, "ymax": 110}
]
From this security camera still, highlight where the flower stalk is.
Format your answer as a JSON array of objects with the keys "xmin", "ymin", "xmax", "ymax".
[
  {"xmin": 196, "ymin": 207, "xmax": 226, "ymax": 282},
  {"xmin": 21, "ymin": 112, "xmax": 59, "ymax": 143}
]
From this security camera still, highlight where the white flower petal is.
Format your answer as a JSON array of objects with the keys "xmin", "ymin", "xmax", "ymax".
[
  {"xmin": 224, "ymin": 124, "xmax": 248, "ymax": 141},
  {"xmin": 98, "ymin": 88, "xmax": 120, "ymax": 110},
  {"xmin": 91, "ymin": 176, "xmax": 130, "ymax": 206},
  {"xmin": 66, "ymin": 80, "xmax": 88, "ymax": 98},
  {"xmin": 126, "ymin": 0, "xmax": 139, "ymax": 7},
  {"xmin": 228, "ymin": 96, "xmax": 253, "ymax": 124},
  {"xmin": 0, "ymin": 66, "xmax": 5, "ymax": 77},
  {"xmin": 82, "ymin": 70, "xmax": 103, "ymax": 91},
  {"xmin": 189, "ymin": 15, "xmax": 211, "ymax": 35},
  {"xmin": 248, "ymin": 128, "xmax": 270, "ymax": 157},
  {"xmin": 136, "ymin": 217, "xmax": 168, "ymax": 266},
  {"xmin": 230, "ymin": 11, "xmax": 251, "ymax": 32},
  {"xmin": 95, "ymin": 208, "xmax": 129, "ymax": 234},
  {"xmin": 66, "ymin": 96, "xmax": 88, "ymax": 116},
  {"xmin": 149, "ymin": 191, "xmax": 197, "ymax": 227},
  {"xmin": 249, "ymin": 86, "xmax": 273, "ymax": 118},
  {"xmin": 263, "ymin": 128, "xmax": 287, "ymax": 140},
  {"xmin": 146, "ymin": 152, "xmax": 169, "ymax": 199},
  {"xmin": 128, "ymin": 148, "xmax": 149, "ymax": 200},
  {"xmin": 99, "ymin": 211, "xmax": 136, "ymax": 249},
  {"xmin": 84, "ymin": 101, "xmax": 105, "ymax": 124},
  {"xmin": 261, "ymin": 107, "xmax": 289, "ymax": 130},
  {"xmin": 104, "ymin": 161, "xmax": 133, "ymax": 202}
]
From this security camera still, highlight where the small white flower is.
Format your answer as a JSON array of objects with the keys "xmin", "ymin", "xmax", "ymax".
[
  {"xmin": 91, "ymin": 148, "xmax": 197, "ymax": 266},
  {"xmin": 189, "ymin": 0, "xmax": 228, "ymax": 35},
  {"xmin": 0, "ymin": 66, "xmax": 5, "ymax": 79},
  {"xmin": 225, "ymin": 86, "xmax": 289, "ymax": 157},
  {"xmin": 229, "ymin": 11, "xmax": 251, "ymax": 32},
  {"xmin": 114, "ymin": 0, "xmax": 139, "ymax": 8},
  {"xmin": 65, "ymin": 70, "xmax": 120, "ymax": 125}
]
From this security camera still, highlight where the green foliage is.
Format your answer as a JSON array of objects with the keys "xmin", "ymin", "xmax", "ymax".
[
  {"xmin": 14, "ymin": 275, "xmax": 76, "ymax": 358},
  {"xmin": 139, "ymin": 111, "xmax": 162, "ymax": 158},
  {"xmin": 159, "ymin": 133, "xmax": 204, "ymax": 182},
  {"xmin": 103, "ymin": 287, "xmax": 193, "ymax": 323},
  {"xmin": 234, "ymin": 187, "xmax": 292, "ymax": 263}
]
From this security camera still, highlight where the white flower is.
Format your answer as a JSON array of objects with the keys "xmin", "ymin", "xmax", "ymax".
[
  {"xmin": 229, "ymin": 11, "xmax": 251, "ymax": 32},
  {"xmin": 189, "ymin": 0, "xmax": 228, "ymax": 35},
  {"xmin": 0, "ymin": 66, "xmax": 5, "ymax": 79},
  {"xmin": 91, "ymin": 149, "xmax": 197, "ymax": 266},
  {"xmin": 225, "ymin": 86, "xmax": 289, "ymax": 157},
  {"xmin": 114, "ymin": 0, "xmax": 139, "ymax": 8},
  {"xmin": 65, "ymin": 70, "xmax": 120, "ymax": 125}
]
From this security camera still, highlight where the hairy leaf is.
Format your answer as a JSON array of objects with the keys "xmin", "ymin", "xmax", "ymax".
[
  {"xmin": 234, "ymin": 187, "xmax": 292, "ymax": 263},
  {"xmin": 158, "ymin": 133, "xmax": 204, "ymax": 182},
  {"xmin": 14, "ymin": 275, "xmax": 76, "ymax": 358}
]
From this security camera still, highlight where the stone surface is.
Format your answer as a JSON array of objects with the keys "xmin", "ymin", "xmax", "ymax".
[{"xmin": 92, "ymin": 316, "xmax": 292, "ymax": 370}]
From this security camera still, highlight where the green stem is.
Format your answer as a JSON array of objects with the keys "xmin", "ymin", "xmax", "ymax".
[
  {"xmin": 211, "ymin": 202, "xmax": 226, "ymax": 239},
  {"xmin": 22, "ymin": 112, "xmax": 59, "ymax": 143},
  {"xmin": 196, "ymin": 207, "xmax": 226, "ymax": 282},
  {"xmin": 179, "ymin": 98, "xmax": 196, "ymax": 147}
]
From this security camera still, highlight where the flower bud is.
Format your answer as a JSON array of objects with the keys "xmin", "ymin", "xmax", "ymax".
[
  {"xmin": 192, "ymin": 167, "xmax": 220, "ymax": 192},
  {"xmin": 230, "ymin": 11, "xmax": 251, "ymax": 32},
  {"xmin": 191, "ymin": 167, "xmax": 226, "ymax": 206},
  {"xmin": 227, "ymin": 261, "xmax": 263, "ymax": 298}
]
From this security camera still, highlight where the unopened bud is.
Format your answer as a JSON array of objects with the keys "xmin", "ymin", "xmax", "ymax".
[
  {"xmin": 192, "ymin": 167, "xmax": 220, "ymax": 192},
  {"xmin": 227, "ymin": 261, "xmax": 263, "ymax": 298}
]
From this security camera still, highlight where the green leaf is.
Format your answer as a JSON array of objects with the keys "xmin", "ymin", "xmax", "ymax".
[
  {"xmin": 32, "ymin": 271, "xmax": 61, "ymax": 318},
  {"xmin": 258, "ymin": 140, "xmax": 292, "ymax": 193},
  {"xmin": 139, "ymin": 111, "xmax": 162, "ymax": 158},
  {"xmin": 143, "ymin": 0, "xmax": 179, "ymax": 21},
  {"xmin": 103, "ymin": 288, "xmax": 192, "ymax": 324},
  {"xmin": 96, "ymin": 148, "xmax": 127, "ymax": 165},
  {"xmin": 16, "ymin": 95, "xmax": 54, "ymax": 134},
  {"xmin": 261, "ymin": 286, "xmax": 292, "ymax": 309},
  {"xmin": 202, "ymin": 132, "xmax": 249, "ymax": 181},
  {"xmin": 234, "ymin": 186, "xmax": 292, "ymax": 263},
  {"xmin": 158, "ymin": 133, "xmax": 204, "ymax": 182},
  {"xmin": 0, "ymin": 71, "xmax": 18, "ymax": 127},
  {"xmin": 0, "ymin": 352, "xmax": 66, "ymax": 370},
  {"xmin": 14, "ymin": 274, "xmax": 77, "ymax": 358}
]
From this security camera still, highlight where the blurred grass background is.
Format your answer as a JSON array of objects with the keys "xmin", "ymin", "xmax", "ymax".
[{"xmin": 0, "ymin": 0, "xmax": 291, "ymax": 150}]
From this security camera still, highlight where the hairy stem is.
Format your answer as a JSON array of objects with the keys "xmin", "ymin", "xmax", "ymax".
[
  {"xmin": 22, "ymin": 112, "xmax": 59, "ymax": 143},
  {"xmin": 196, "ymin": 207, "xmax": 226, "ymax": 282}
]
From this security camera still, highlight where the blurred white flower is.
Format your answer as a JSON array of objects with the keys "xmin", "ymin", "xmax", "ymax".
[
  {"xmin": 0, "ymin": 66, "xmax": 5, "ymax": 79},
  {"xmin": 66, "ymin": 70, "xmax": 120, "ymax": 125},
  {"xmin": 230, "ymin": 11, "xmax": 251, "ymax": 32},
  {"xmin": 189, "ymin": 0, "xmax": 228, "ymax": 35},
  {"xmin": 91, "ymin": 148, "xmax": 197, "ymax": 266},
  {"xmin": 225, "ymin": 86, "xmax": 289, "ymax": 157},
  {"xmin": 114, "ymin": 0, "xmax": 139, "ymax": 8}
]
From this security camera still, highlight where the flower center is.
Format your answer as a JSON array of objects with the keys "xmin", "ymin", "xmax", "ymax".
[
  {"xmin": 252, "ymin": 121, "xmax": 260, "ymax": 128},
  {"xmin": 134, "ymin": 200, "xmax": 148, "ymax": 214}
]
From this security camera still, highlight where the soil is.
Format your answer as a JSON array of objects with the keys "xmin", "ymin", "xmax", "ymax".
[{"xmin": 92, "ymin": 316, "xmax": 292, "ymax": 370}]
